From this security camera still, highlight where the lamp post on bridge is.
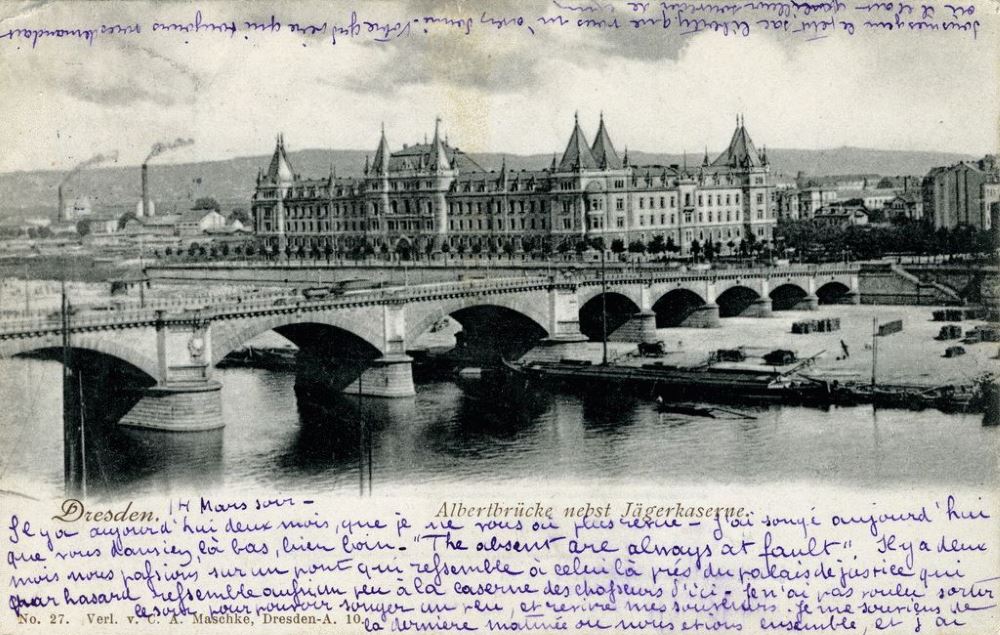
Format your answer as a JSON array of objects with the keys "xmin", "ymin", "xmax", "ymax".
[
  {"xmin": 61, "ymin": 278, "xmax": 85, "ymax": 497},
  {"xmin": 601, "ymin": 247, "xmax": 608, "ymax": 366}
]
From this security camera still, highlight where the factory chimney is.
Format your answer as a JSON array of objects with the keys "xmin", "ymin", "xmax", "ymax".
[
  {"xmin": 140, "ymin": 137, "xmax": 194, "ymax": 217},
  {"xmin": 140, "ymin": 163, "xmax": 150, "ymax": 218},
  {"xmin": 58, "ymin": 184, "xmax": 66, "ymax": 221}
]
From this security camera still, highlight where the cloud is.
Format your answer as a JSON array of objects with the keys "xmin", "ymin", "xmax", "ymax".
[
  {"xmin": 62, "ymin": 74, "xmax": 180, "ymax": 107},
  {"xmin": 18, "ymin": 41, "xmax": 202, "ymax": 108},
  {"xmin": 0, "ymin": 0, "xmax": 996, "ymax": 173},
  {"xmin": 341, "ymin": 39, "xmax": 543, "ymax": 95}
]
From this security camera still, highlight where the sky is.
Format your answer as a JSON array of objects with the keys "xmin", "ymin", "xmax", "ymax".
[{"xmin": 0, "ymin": 0, "xmax": 997, "ymax": 174}]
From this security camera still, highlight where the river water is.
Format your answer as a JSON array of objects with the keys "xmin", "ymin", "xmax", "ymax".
[{"xmin": 0, "ymin": 354, "xmax": 996, "ymax": 499}]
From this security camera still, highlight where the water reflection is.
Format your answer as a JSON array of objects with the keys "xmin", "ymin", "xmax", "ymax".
[
  {"xmin": 109, "ymin": 427, "xmax": 225, "ymax": 493},
  {"xmin": 0, "ymin": 358, "xmax": 996, "ymax": 498},
  {"xmin": 580, "ymin": 389, "xmax": 641, "ymax": 432}
]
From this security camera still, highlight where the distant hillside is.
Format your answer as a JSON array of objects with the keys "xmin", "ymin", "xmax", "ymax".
[{"xmin": 0, "ymin": 146, "xmax": 976, "ymax": 222}]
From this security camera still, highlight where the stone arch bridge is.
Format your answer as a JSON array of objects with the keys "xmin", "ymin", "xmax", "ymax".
[{"xmin": 0, "ymin": 265, "xmax": 858, "ymax": 431}]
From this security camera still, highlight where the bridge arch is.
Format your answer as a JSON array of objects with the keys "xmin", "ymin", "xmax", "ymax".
[
  {"xmin": 1, "ymin": 333, "xmax": 159, "ymax": 381},
  {"xmin": 716, "ymin": 285, "xmax": 761, "ymax": 318},
  {"xmin": 817, "ymin": 281, "xmax": 851, "ymax": 305},
  {"xmin": 770, "ymin": 283, "xmax": 809, "ymax": 311},
  {"xmin": 406, "ymin": 294, "xmax": 549, "ymax": 346},
  {"xmin": 652, "ymin": 289, "xmax": 706, "ymax": 327},
  {"xmin": 577, "ymin": 285, "xmax": 643, "ymax": 311},
  {"xmin": 406, "ymin": 296, "xmax": 549, "ymax": 362},
  {"xmin": 211, "ymin": 314, "xmax": 384, "ymax": 366},
  {"xmin": 578, "ymin": 292, "xmax": 642, "ymax": 341}
]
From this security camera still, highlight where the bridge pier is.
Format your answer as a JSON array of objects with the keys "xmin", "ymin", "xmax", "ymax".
[
  {"xmin": 115, "ymin": 313, "xmax": 227, "ymax": 430},
  {"xmin": 543, "ymin": 284, "xmax": 588, "ymax": 343},
  {"xmin": 795, "ymin": 294, "xmax": 820, "ymax": 311},
  {"xmin": 608, "ymin": 310, "xmax": 659, "ymax": 343},
  {"xmin": 682, "ymin": 303, "xmax": 721, "ymax": 328},
  {"xmin": 119, "ymin": 381, "xmax": 224, "ymax": 432},
  {"xmin": 745, "ymin": 297, "xmax": 773, "ymax": 318},
  {"xmin": 344, "ymin": 354, "xmax": 416, "ymax": 398}
]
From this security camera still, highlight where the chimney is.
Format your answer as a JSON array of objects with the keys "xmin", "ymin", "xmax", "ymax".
[
  {"xmin": 141, "ymin": 163, "xmax": 150, "ymax": 217},
  {"xmin": 58, "ymin": 184, "xmax": 66, "ymax": 221}
]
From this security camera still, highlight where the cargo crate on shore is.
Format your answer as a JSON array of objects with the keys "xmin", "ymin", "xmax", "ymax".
[
  {"xmin": 716, "ymin": 348, "xmax": 746, "ymax": 362},
  {"xmin": 964, "ymin": 325, "xmax": 1000, "ymax": 343},
  {"xmin": 936, "ymin": 324, "xmax": 962, "ymax": 340},
  {"xmin": 763, "ymin": 349, "xmax": 797, "ymax": 365},
  {"xmin": 792, "ymin": 320, "xmax": 816, "ymax": 334},
  {"xmin": 815, "ymin": 317, "xmax": 841, "ymax": 333},
  {"xmin": 878, "ymin": 319, "xmax": 903, "ymax": 336},
  {"xmin": 933, "ymin": 309, "xmax": 965, "ymax": 322}
]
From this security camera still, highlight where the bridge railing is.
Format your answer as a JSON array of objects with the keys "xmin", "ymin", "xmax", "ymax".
[
  {"xmin": 205, "ymin": 276, "xmax": 558, "ymax": 316},
  {"xmin": 576, "ymin": 264, "xmax": 859, "ymax": 286},
  {"xmin": 0, "ymin": 264, "xmax": 862, "ymax": 336},
  {"xmin": 0, "ymin": 308, "xmax": 162, "ymax": 336},
  {"xmin": 104, "ymin": 288, "xmax": 298, "ymax": 312},
  {"xmin": 0, "ymin": 288, "xmax": 301, "ymax": 320}
]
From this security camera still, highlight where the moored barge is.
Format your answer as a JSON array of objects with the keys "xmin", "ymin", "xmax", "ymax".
[{"xmin": 505, "ymin": 358, "xmax": 829, "ymax": 405}]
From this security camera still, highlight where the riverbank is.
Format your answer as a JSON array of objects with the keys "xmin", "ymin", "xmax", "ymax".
[{"xmin": 524, "ymin": 304, "xmax": 997, "ymax": 389}]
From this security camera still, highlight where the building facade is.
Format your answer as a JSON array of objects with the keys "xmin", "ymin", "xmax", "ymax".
[
  {"xmin": 926, "ymin": 155, "xmax": 1000, "ymax": 230},
  {"xmin": 814, "ymin": 201, "xmax": 870, "ymax": 227},
  {"xmin": 884, "ymin": 193, "xmax": 923, "ymax": 221},
  {"xmin": 795, "ymin": 184, "xmax": 839, "ymax": 221},
  {"xmin": 251, "ymin": 115, "xmax": 776, "ymax": 257}
]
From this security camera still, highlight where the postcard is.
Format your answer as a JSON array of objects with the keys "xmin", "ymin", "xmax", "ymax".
[{"xmin": 1, "ymin": 1, "xmax": 998, "ymax": 632}]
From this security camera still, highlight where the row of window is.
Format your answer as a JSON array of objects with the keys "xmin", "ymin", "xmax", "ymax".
[
  {"xmin": 266, "ymin": 217, "xmax": 774, "ymax": 236},
  {"xmin": 268, "ymin": 225, "xmax": 772, "ymax": 248},
  {"xmin": 447, "ymin": 217, "xmax": 551, "ymax": 232},
  {"xmin": 264, "ymin": 210, "xmax": 770, "ymax": 234},
  {"xmin": 259, "ymin": 172, "xmax": 769, "ymax": 202},
  {"xmin": 261, "ymin": 189, "xmax": 767, "ymax": 220},
  {"xmin": 449, "ymin": 199, "xmax": 546, "ymax": 215},
  {"xmin": 255, "ymin": 199, "xmax": 765, "ymax": 228}
]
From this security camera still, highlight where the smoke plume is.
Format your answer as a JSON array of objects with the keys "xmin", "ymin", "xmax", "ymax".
[
  {"xmin": 145, "ymin": 138, "xmax": 195, "ymax": 163},
  {"xmin": 60, "ymin": 151, "xmax": 119, "ymax": 186}
]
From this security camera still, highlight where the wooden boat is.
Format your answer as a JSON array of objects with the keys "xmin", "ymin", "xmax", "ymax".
[
  {"xmin": 838, "ymin": 381, "xmax": 986, "ymax": 414},
  {"xmin": 457, "ymin": 367, "xmax": 484, "ymax": 380},
  {"xmin": 657, "ymin": 402, "xmax": 716, "ymax": 417},
  {"xmin": 982, "ymin": 381, "xmax": 999, "ymax": 426},
  {"xmin": 502, "ymin": 358, "xmax": 830, "ymax": 405},
  {"xmin": 656, "ymin": 401, "xmax": 756, "ymax": 419},
  {"xmin": 217, "ymin": 345, "xmax": 298, "ymax": 370}
]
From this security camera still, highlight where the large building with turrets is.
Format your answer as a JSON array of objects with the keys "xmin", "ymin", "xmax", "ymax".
[{"xmin": 251, "ymin": 114, "xmax": 775, "ymax": 257}]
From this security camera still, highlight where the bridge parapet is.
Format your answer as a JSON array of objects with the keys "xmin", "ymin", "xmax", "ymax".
[
  {"xmin": 575, "ymin": 264, "xmax": 860, "ymax": 287},
  {"xmin": 109, "ymin": 288, "xmax": 298, "ymax": 312},
  {"xmin": 0, "ymin": 308, "xmax": 162, "ymax": 337}
]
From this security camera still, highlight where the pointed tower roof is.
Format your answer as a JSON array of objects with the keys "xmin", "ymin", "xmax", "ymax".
[
  {"xmin": 590, "ymin": 112, "xmax": 622, "ymax": 170},
  {"xmin": 371, "ymin": 123, "xmax": 390, "ymax": 175},
  {"xmin": 429, "ymin": 117, "xmax": 450, "ymax": 171},
  {"xmin": 266, "ymin": 133, "xmax": 295, "ymax": 183},
  {"xmin": 712, "ymin": 115, "xmax": 764, "ymax": 168},
  {"xmin": 558, "ymin": 112, "xmax": 598, "ymax": 171}
]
